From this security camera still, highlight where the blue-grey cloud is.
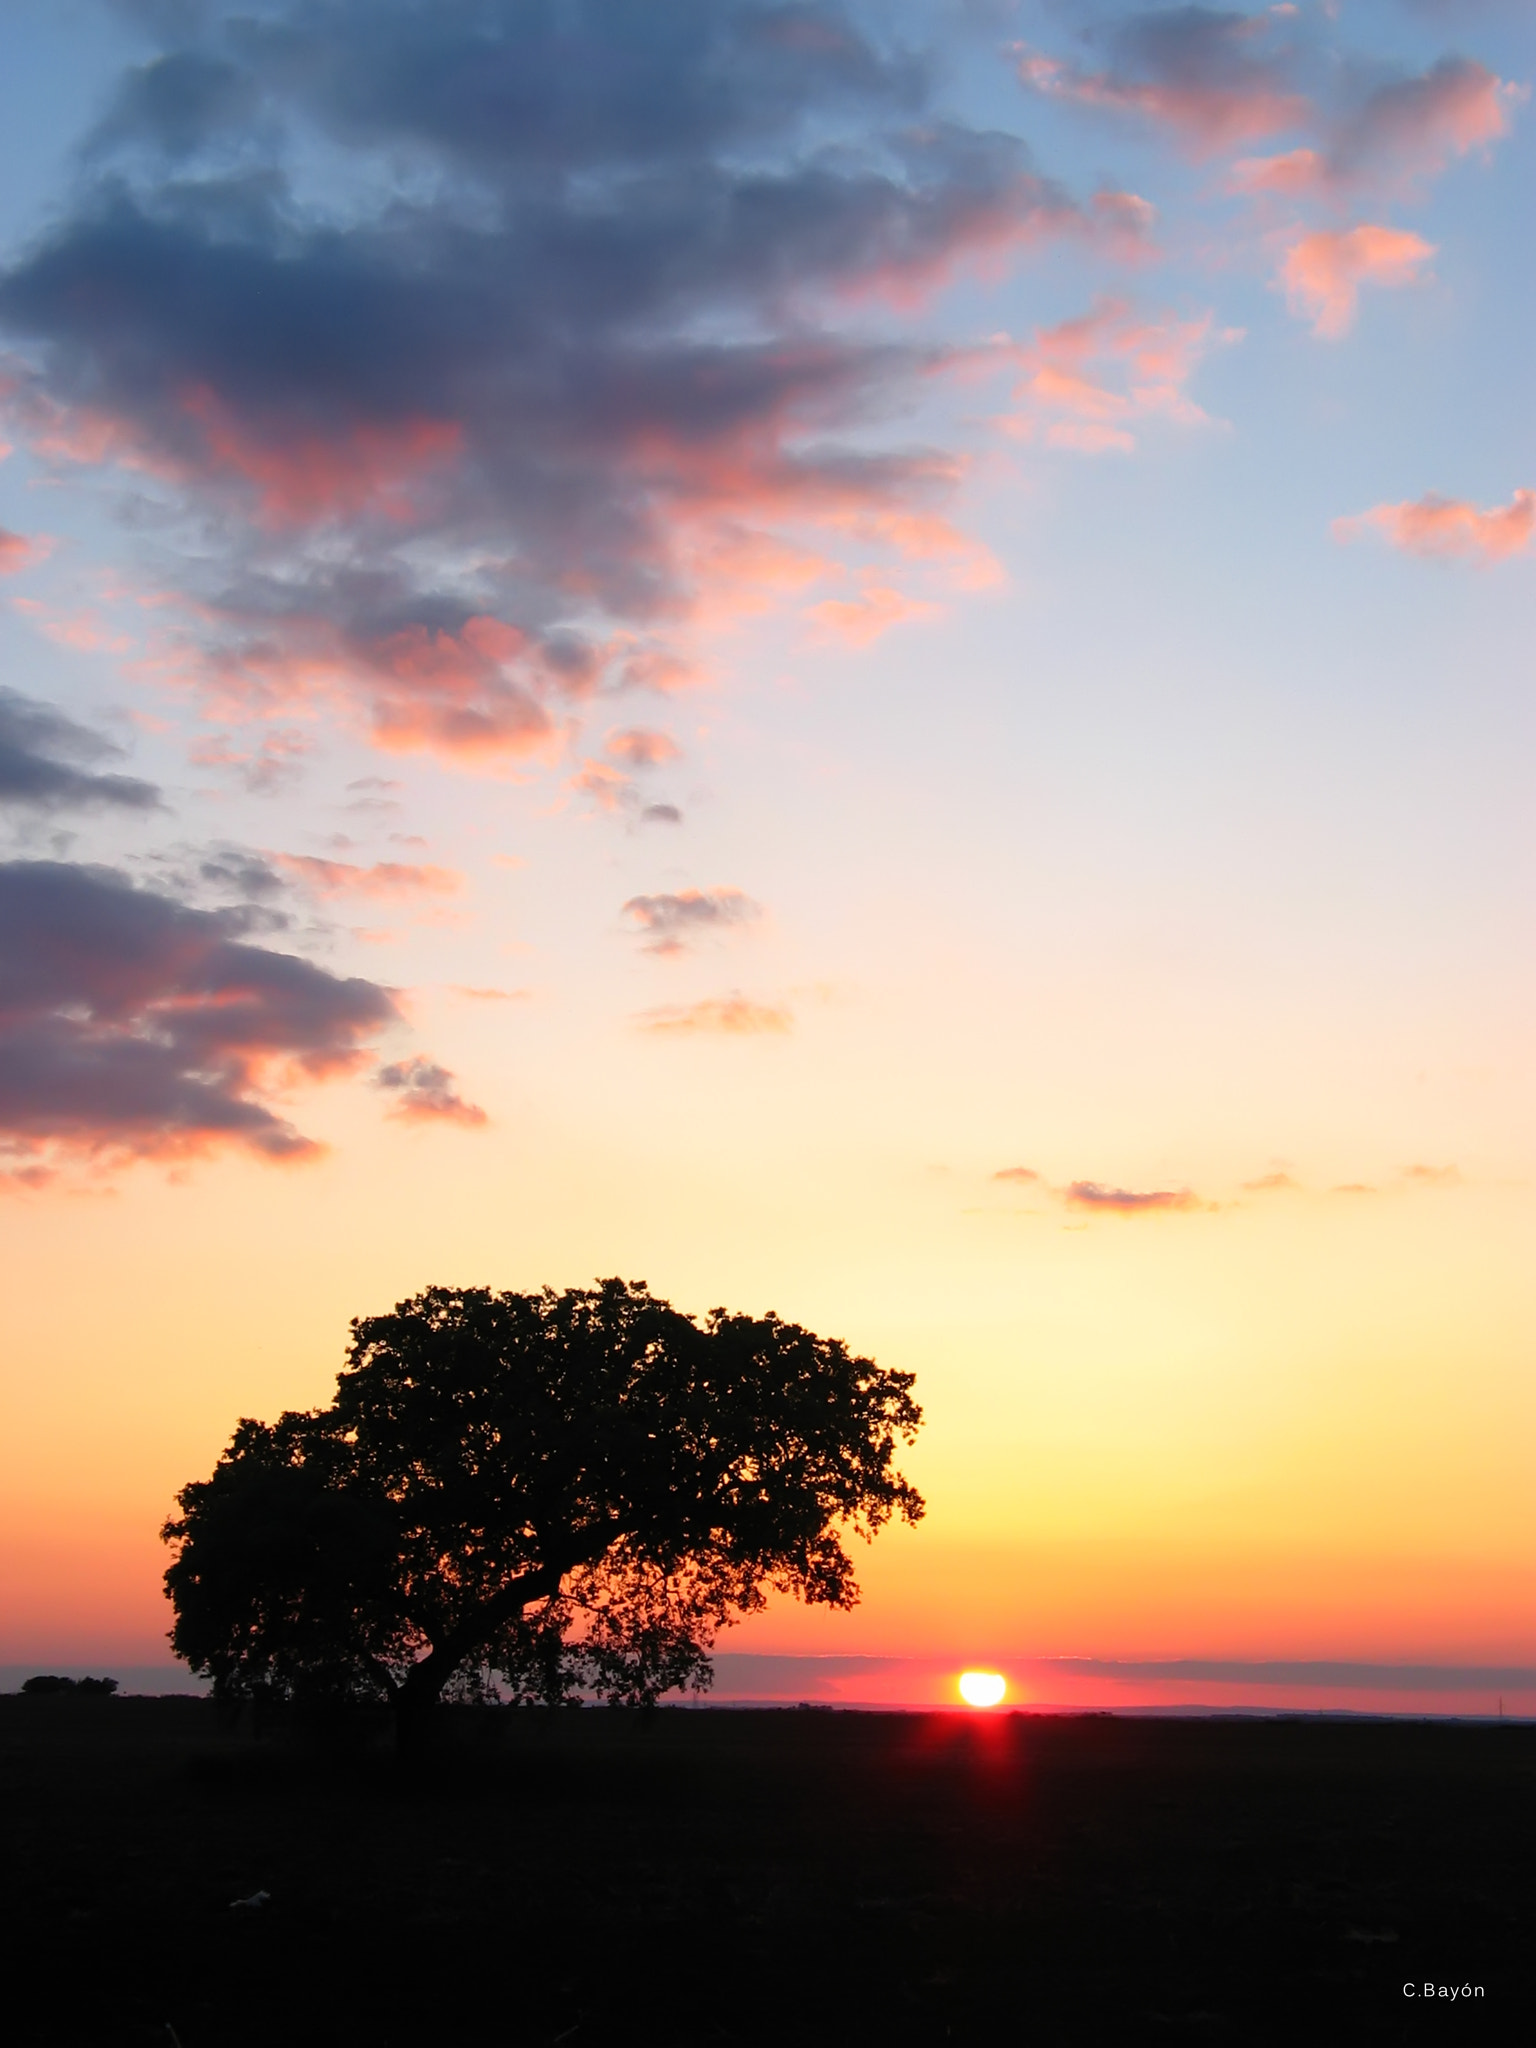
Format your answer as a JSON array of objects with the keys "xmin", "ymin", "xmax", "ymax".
[
  {"xmin": 1024, "ymin": 6, "xmax": 1518, "ymax": 197},
  {"xmin": 622, "ymin": 885, "xmax": 761, "ymax": 954},
  {"xmin": 1065, "ymin": 1179, "xmax": 1203, "ymax": 1212},
  {"xmin": 374, "ymin": 1053, "xmax": 486, "ymax": 1126},
  {"xmin": 0, "ymin": 688, "xmax": 161, "ymax": 814},
  {"xmin": 0, "ymin": 859, "xmax": 397, "ymax": 1171}
]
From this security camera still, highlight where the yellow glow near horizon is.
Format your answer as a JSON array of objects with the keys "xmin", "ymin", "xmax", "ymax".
[{"xmin": 958, "ymin": 1670, "xmax": 1007, "ymax": 1708}]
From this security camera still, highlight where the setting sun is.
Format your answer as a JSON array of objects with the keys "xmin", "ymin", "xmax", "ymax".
[{"xmin": 958, "ymin": 1671, "xmax": 1007, "ymax": 1708}]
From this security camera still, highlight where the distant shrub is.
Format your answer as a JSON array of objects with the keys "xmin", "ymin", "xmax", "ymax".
[{"xmin": 19, "ymin": 1674, "xmax": 119, "ymax": 1696}]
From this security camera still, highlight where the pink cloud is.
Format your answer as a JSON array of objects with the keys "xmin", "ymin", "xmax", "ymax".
[
  {"xmin": 1232, "ymin": 59, "xmax": 1521, "ymax": 199},
  {"xmin": 677, "ymin": 523, "xmax": 840, "ymax": 626},
  {"xmin": 825, "ymin": 505, "xmax": 1004, "ymax": 592},
  {"xmin": 1333, "ymin": 57, "xmax": 1522, "ymax": 192},
  {"xmin": 189, "ymin": 727, "xmax": 312, "ymax": 794},
  {"xmin": 11, "ymin": 599, "xmax": 132, "ymax": 655},
  {"xmin": 808, "ymin": 582, "xmax": 940, "ymax": 648},
  {"xmin": 179, "ymin": 386, "xmax": 464, "ymax": 530},
  {"xmin": 999, "ymin": 300, "xmax": 1236, "ymax": 453},
  {"xmin": 1333, "ymin": 489, "xmax": 1534, "ymax": 562},
  {"xmin": 0, "ymin": 528, "xmax": 52, "ymax": 575},
  {"xmin": 1016, "ymin": 31, "xmax": 1309, "ymax": 158},
  {"xmin": 1405, "ymin": 1163, "xmax": 1462, "ymax": 1187},
  {"xmin": 1089, "ymin": 188, "xmax": 1159, "ymax": 258},
  {"xmin": 171, "ymin": 610, "xmax": 568, "ymax": 764},
  {"xmin": 13, "ymin": 355, "xmax": 995, "ymax": 768},
  {"xmin": 1228, "ymin": 147, "xmax": 1326, "ymax": 197},
  {"xmin": 23, "ymin": 398, "xmax": 186, "ymax": 483},
  {"xmin": 568, "ymin": 760, "xmax": 635, "ymax": 815},
  {"xmin": 274, "ymin": 855, "xmax": 462, "ymax": 900},
  {"xmin": 993, "ymin": 1166, "xmax": 1040, "ymax": 1185},
  {"xmin": 1279, "ymin": 226, "xmax": 1435, "ymax": 337},
  {"xmin": 636, "ymin": 996, "xmax": 791, "ymax": 1037}
]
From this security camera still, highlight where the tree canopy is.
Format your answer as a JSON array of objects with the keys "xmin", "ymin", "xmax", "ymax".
[{"xmin": 163, "ymin": 1280, "xmax": 923, "ymax": 1737}]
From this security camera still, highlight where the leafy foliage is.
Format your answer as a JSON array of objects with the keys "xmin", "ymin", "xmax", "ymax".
[{"xmin": 163, "ymin": 1280, "xmax": 923, "ymax": 1723}]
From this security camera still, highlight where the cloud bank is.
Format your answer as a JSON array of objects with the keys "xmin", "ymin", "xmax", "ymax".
[{"xmin": 0, "ymin": 0, "xmax": 1135, "ymax": 765}]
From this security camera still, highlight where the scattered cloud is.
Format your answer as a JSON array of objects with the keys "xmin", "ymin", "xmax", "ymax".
[
  {"xmin": 642, "ymin": 802, "xmax": 683, "ymax": 826},
  {"xmin": 606, "ymin": 728, "xmax": 681, "ymax": 769},
  {"xmin": 1333, "ymin": 488, "xmax": 1534, "ymax": 561},
  {"xmin": 1020, "ymin": 13, "xmax": 1520, "ymax": 197},
  {"xmin": 992, "ymin": 1160, "xmax": 1460, "ymax": 1211},
  {"xmin": 1279, "ymin": 225, "xmax": 1435, "ymax": 337},
  {"xmin": 1231, "ymin": 57, "xmax": 1521, "ymax": 198},
  {"xmin": 274, "ymin": 854, "xmax": 462, "ymax": 900},
  {"xmin": 190, "ymin": 844, "xmax": 287, "ymax": 900},
  {"xmin": 1325, "ymin": 57, "xmax": 1521, "ymax": 193},
  {"xmin": 375, "ymin": 1055, "xmax": 487, "ymax": 1127},
  {"xmin": 0, "ymin": 687, "xmax": 161, "ymax": 814},
  {"xmin": 636, "ymin": 995, "xmax": 791, "ymax": 1036},
  {"xmin": 1017, "ymin": 10, "xmax": 1309, "ymax": 156},
  {"xmin": 622, "ymin": 887, "xmax": 761, "ymax": 956},
  {"xmin": 569, "ymin": 760, "xmax": 636, "ymax": 816},
  {"xmin": 0, "ymin": 858, "xmax": 397, "ymax": 1175},
  {"xmin": 189, "ymin": 727, "xmax": 311, "ymax": 795},
  {"xmin": 1065, "ymin": 1180, "xmax": 1205, "ymax": 1214},
  {"xmin": 450, "ymin": 984, "xmax": 528, "ymax": 1002}
]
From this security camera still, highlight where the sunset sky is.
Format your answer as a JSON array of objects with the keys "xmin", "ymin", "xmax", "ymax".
[{"xmin": 0, "ymin": 0, "xmax": 1531, "ymax": 1713}]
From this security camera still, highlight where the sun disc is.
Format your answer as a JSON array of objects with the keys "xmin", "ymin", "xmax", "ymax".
[{"xmin": 958, "ymin": 1669, "xmax": 1006, "ymax": 1708}]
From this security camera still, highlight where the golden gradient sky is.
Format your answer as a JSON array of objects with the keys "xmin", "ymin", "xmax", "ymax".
[{"xmin": 0, "ymin": 0, "xmax": 1531, "ymax": 1701}]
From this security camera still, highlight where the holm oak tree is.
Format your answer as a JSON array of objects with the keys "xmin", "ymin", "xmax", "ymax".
[{"xmin": 163, "ymin": 1281, "xmax": 922, "ymax": 1743}]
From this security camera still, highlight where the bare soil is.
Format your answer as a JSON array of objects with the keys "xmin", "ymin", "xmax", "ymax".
[{"xmin": 2, "ymin": 1695, "xmax": 1530, "ymax": 2044}]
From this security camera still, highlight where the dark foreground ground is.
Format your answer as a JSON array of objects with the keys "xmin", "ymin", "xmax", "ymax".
[{"xmin": 2, "ymin": 1697, "xmax": 1530, "ymax": 2046}]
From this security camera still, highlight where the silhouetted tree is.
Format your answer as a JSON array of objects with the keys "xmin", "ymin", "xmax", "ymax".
[
  {"xmin": 20, "ymin": 1674, "xmax": 119, "ymax": 1695},
  {"xmin": 163, "ymin": 1280, "xmax": 923, "ymax": 1747}
]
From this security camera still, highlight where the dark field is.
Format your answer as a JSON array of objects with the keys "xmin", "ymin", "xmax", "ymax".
[{"xmin": 3, "ymin": 1697, "xmax": 1530, "ymax": 2045}]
